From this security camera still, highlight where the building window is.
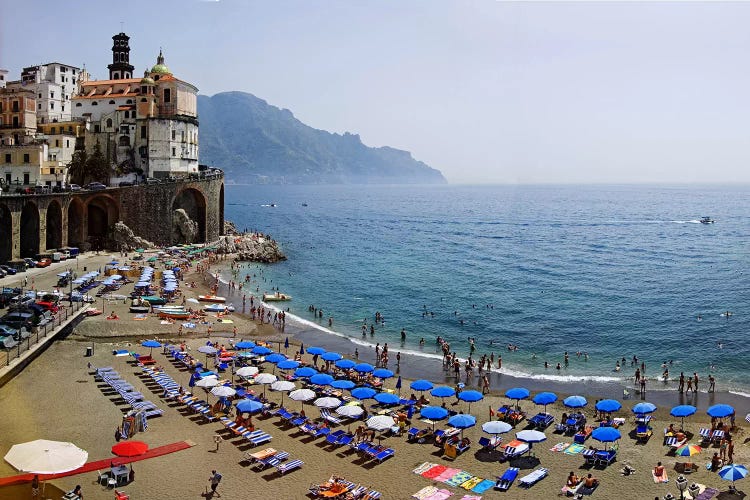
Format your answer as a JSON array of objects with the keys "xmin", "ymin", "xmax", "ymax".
[
  {"xmin": 75, "ymin": 102, "xmax": 82, "ymax": 107},
  {"xmin": 51, "ymin": 127, "xmax": 56, "ymax": 134},
  {"xmin": 66, "ymin": 140, "xmax": 70, "ymax": 147},
  {"xmin": 5, "ymin": 174, "xmax": 10, "ymax": 184},
  {"xmin": 126, "ymin": 99, "xmax": 132, "ymax": 104},
  {"xmin": 109, "ymin": 100, "xmax": 115, "ymax": 104},
  {"xmin": 23, "ymin": 154, "xmax": 29, "ymax": 163},
  {"xmin": 55, "ymin": 140, "xmax": 59, "ymax": 147},
  {"xmin": 38, "ymin": 103, "xmax": 42, "ymax": 110},
  {"xmin": 113, "ymin": 72, "xmax": 119, "ymax": 79},
  {"xmin": 23, "ymin": 173, "xmax": 29, "ymax": 184},
  {"xmin": 119, "ymin": 136, "xmax": 130, "ymax": 146},
  {"xmin": 140, "ymin": 98, "xmax": 147, "ymax": 102},
  {"xmin": 94, "ymin": 124, "xmax": 100, "ymax": 133},
  {"xmin": 172, "ymin": 147, "xmax": 176, "ymax": 156},
  {"xmin": 12, "ymin": 101, "xmax": 18, "ymax": 112},
  {"xmin": 50, "ymin": 103, "xmax": 54, "ymax": 109},
  {"xmin": 163, "ymin": 89, "xmax": 171, "ymax": 103},
  {"xmin": 62, "ymin": 105, "xmax": 65, "ymax": 112},
  {"xmin": 106, "ymin": 118, "xmax": 113, "ymax": 128},
  {"xmin": 4, "ymin": 154, "xmax": 10, "ymax": 163},
  {"xmin": 92, "ymin": 101, "xmax": 98, "ymax": 106},
  {"xmin": 171, "ymin": 130, "xmax": 176, "ymax": 140},
  {"xmin": 50, "ymin": 92, "xmax": 54, "ymax": 98},
  {"xmin": 140, "ymin": 126, "xmax": 146, "ymax": 139}
]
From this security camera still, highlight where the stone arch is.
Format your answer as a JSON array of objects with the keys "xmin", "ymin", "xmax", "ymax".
[
  {"xmin": 219, "ymin": 183, "xmax": 225, "ymax": 236},
  {"xmin": 172, "ymin": 187, "xmax": 206, "ymax": 243},
  {"xmin": 67, "ymin": 197, "xmax": 85, "ymax": 248},
  {"xmin": 86, "ymin": 195, "xmax": 119, "ymax": 251},
  {"xmin": 45, "ymin": 200, "xmax": 63, "ymax": 250},
  {"xmin": 20, "ymin": 202, "xmax": 39, "ymax": 258},
  {"xmin": 0, "ymin": 204, "xmax": 11, "ymax": 263}
]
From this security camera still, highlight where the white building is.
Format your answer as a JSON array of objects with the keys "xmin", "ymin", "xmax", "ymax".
[
  {"xmin": 0, "ymin": 69, "xmax": 7, "ymax": 89},
  {"xmin": 6, "ymin": 63, "xmax": 81, "ymax": 124}
]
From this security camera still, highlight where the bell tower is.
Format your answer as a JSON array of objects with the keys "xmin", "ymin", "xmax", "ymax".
[{"xmin": 107, "ymin": 32, "xmax": 135, "ymax": 80}]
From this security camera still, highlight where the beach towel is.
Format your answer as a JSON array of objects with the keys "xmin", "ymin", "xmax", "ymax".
[
  {"xmin": 693, "ymin": 487, "xmax": 718, "ymax": 500},
  {"xmin": 459, "ymin": 496, "xmax": 482, "ymax": 500},
  {"xmin": 413, "ymin": 462, "xmax": 436, "ymax": 475},
  {"xmin": 550, "ymin": 442, "xmax": 569, "ymax": 452},
  {"xmin": 446, "ymin": 472, "xmax": 473, "ymax": 487},
  {"xmin": 423, "ymin": 490, "xmax": 454, "ymax": 500},
  {"xmin": 435, "ymin": 468, "xmax": 461, "ymax": 482},
  {"xmin": 471, "ymin": 479, "xmax": 495, "ymax": 494},
  {"xmin": 652, "ymin": 469, "xmax": 668, "ymax": 483},
  {"xmin": 133, "ymin": 314, "xmax": 147, "ymax": 320},
  {"xmin": 423, "ymin": 465, "xmax": 448, "ymax": 479},
  {"xmin": 413, "ymin": 486, "xmax": 439, "ymax": 499},
  {"xmin": 460, "ymin": 477, "xmax": 483, "ymax": 491},
  {"xmin": 564, "ymin": 444, "xmax": 585, "ymax": 455}
]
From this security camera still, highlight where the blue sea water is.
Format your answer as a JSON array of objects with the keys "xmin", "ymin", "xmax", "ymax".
[{"xmin": 223, "ymin": 184, "xmax": 750, "ymax": 394}]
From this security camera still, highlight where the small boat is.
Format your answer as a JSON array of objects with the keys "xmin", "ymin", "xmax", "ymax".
[
  {"xmin": 263, "ymin": 292, "xmax": 292, "ymax": 302},
  {"xmin": 129, "ymin": 306, "xmax": 150, "ymax": 313},
  {"xmin": 700, "ymin": 216, "xmax": 715, "ymax": 224},
  {"xmin": 141, "ymin": 295, "xmax": 167, "ymax": 305},
  {"xmin": 157, "ymin": 309, "xmax": 191, "ymax": 319},
  {"xmin": 204, "ymin": 303, "xmax": 235, "ymax": 313},
  {"xmin": 198, "ymin": 295, "xmax": 227, "ymax": 303}
]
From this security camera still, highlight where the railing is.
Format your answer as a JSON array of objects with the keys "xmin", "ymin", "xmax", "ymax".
[{"xmin": 4, "ymin": 299, "xmax": 84, "ymax": 366}]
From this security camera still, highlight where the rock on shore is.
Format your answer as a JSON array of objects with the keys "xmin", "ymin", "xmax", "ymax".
[
  {"xmin": 212, "ymin": 234, "xmax": 286, "ymax": 263},
  {"xmin": 112, "ymin": 221, "xmax": 155, "ymax": 250}
]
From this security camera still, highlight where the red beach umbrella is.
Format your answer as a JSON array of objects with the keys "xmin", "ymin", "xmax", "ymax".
[{"xmin": 111, "ymin": 441, "xmax": 149, "ymax": 457}]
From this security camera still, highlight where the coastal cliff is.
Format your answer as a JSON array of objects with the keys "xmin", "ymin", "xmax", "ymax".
[
  {"xmin": 211, "ymin": 233, "xmax": 286, "ymax": 263},
  {"xmin": 197, "ymin": 91, "xmax": 447, "ymax": 185}
]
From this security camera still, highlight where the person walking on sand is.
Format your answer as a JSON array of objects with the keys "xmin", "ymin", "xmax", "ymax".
[
  {"xmin": 685, "ymin": 376, "xmax": 693, "ymax": 393},
  {"xmin": 693, "ymin": 373, "xmax": 699, "ymax": 392},
  {"xmin": 708, "ymin": 374, "xmax": 715, "ymax": 392},
  {"xmin": 208, "ymin": 470, "xmax": 222, "ymax": 496},
  {"xmin": 678, "ymin": 372, "xmax": 685, "ymax": 392},
  {"xmin": 481, "ymin": 374, "xmax": 490, "ymax": 394}
]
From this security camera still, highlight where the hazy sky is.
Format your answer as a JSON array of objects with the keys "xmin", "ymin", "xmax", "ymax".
[{"xmin": 3, "ymin": 1, "xmax": 749, "ymax": 184}]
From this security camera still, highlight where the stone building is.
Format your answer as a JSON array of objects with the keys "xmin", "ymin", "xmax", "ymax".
[{"xmin": 5, "ymin": 62, "xmax": 81, "ymax": 124}]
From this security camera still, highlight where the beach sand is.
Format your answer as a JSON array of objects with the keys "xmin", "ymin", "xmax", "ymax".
[{"xmin": 0, "ymin": 253, "xmax": 747, "ymax": 499}]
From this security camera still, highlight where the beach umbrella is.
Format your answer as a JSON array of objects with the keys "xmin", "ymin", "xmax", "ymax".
[
  {"xmin": 195, "ymin": 377, "xmax": 219, "ymax": 388},
  {"xmin": 198, "ymin": 345, "xmax": 218, "ymax": 354},
  {"xmin": 374, "ymin": 392, "xmax": 400, "ymax": 405},
  {"xmin": 265, "ymin": 353, "xmax": 287, "ymax": 366},
  {"xmin": 277, "ymin": 360, "xmax": 300, "ymax": 371},
  {"xmin": 596, "ymin": 399, "xmax": 622, "ymax": 413},
  {"xmin": 111, "ymin": 441, "xmax": 148, "ymax": 457},
  {"xmin": 410, "ymin": 379, "xmax": 434, "ymax": 392},
  {"xmin": 141, "ymin": 340, "xmax": 161, "ymax": 355},
  {"xmin": 431, "ymin": 386, "xmax": 456, "ymax": 399},
  {"xmin": 310, "ymin": 374, "xmax": 335, "ymax": 386},
  {"xmin": 354, "ymin": 363, "xmax": 374, "ymax": 373},
  {"xmin": 294, "ymin": 367, "xmax": 318, "ymax": 378},
  {"xmin": 289, "ymin": 388, "xmax": 316, "ymax": 402},
  {"xmin": 372, "ymin": 368, "xmax": 394, "ymax": 379},
  {"xmin": 592, "ymin": 426, "xmax": 621, "ymax": 444},
  {"xmin": 448, "ymin": 414, "xmax": 476, "ymax": 437},
  {"xmin": 718, "ymin": 464, "xmax": 748, "ymax": 488},
  {"xmin": 632, "ymin": 402, "xmax": 657, "ymax": 415},
  {"xmin": 350, "ymin": 387, "xmax": 377, "ymax": 400},
  {"xmin": 516, "ymin": 429, "xmax": 547, "ymax": 451},
  {"xmin": 235, "ymin": 341, "xmax": 256, "ymax": 349},
  {"xmin": 367, "ymin": 415, "xmax": 396, "ymax": 431},
  {"xmin": 563, "ymin": 395, "xmax": 587, "ymax": 408},
  {"xmin": 330, "ymin": 379, "xmax": 356, "ymax": 390},
  {"xmin": 421, "ymin": 406, "xmax": 449, "ymax": 421},
  {"xmin": 335, "ymin": 359, "xmax": 356, "ymax": 370},
  {"xmin": 707, "ymin": 404, "xmax": 734, "ymax": 418},
  {"xmin": 336, "ymin": 405, "xmax": 364, "ymax": 418},
  {"xmin": 271, "ymin": 380, "xmax": 295, "ymax": 405},
  {"xmin": 458, "ymin": 390, "xmax": 484, "ymax": 413},
  {"xmin": 255, "ymin": 373, "xmax": 277, "ymax": 385},
  {"xmin": 252, "ymin": 346, "xmax": 272, "ymax": 356},
  {"xmin": 236, "ymin": 366, "xmax": 259, "ymax": 378},
  {"xmin": 482, "ymin": 420, "xmax": 512, "ymax": 435},
  {"xmin": 532, "ymin": 392, "xmax": 558, "ymax": 413},
  {"xmin": 307, "ymin": 346, "xmax": 327, "ymax": 356},
  {"xmin": 4, "ymin": 440, "xmax": 88, "ymax": 474},
  {"xmin": 505, "ymin": 387, "xmax": 531, "ymax": 401},
  {"xmin": 675, "ymin": 444, "xmax": 702, "ymax": 457},
  {"xmin": 321, "ymin": 352, "xmax": 342, "ymax": 362},
  {"xmin": 670, "ymin": 405, "xmax": 697, "ymax": 429},
  {"xmin": 211, "ymin": 386, "xmax": 236, "ymax": 398},
  {"xmin": 314, "ymin": 397, "xmax": 342, "ymax": 409},
  {"xmin": 236, "ymin": 399, "xmax": 264, "ymax": 414}
]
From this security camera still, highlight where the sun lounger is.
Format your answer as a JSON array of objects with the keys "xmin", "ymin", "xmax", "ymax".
[
  {"xmin": 290, "ymin": 416, "xmax": 307, "ymax": 426},
  {"xmin": 373, "ymin": 448, "xmax": 395, "ymax": 462},
  {"xmin": 596, "ymin": 449, "xmax": 617, "ymax": 466},
  {"xmin": 276, "ymin": 458, "xmax": 303, "ymax": 475},
  {"xmin": 256, "ymin": 451, "xmax": 289, "ymax": 469},
  {"xmin": 325, "ymin": 430, "xmax": 345, "ymax": 445},
  {"xmin": 666, "ymin": 436, "xmax": 688, "ymax": 450},
  {"xmin": 249, "ymin": 432, "xmax": 273, "ymax": 446},
  {"xmin": 574, "ymin": 426, "xmax": 593, "ymax": 444},
  {"xmin": 320, "ymin": 408, "xmax": 343, "ymax": 425},
  {"xmin": 582, "ymin": 448, "xmax": 598, "ymax": 466},
  {"xmin": 362, "ymin": 490, "xmax": 381, "ymax": 500},
  {"xmin": 478, "ymin": 436, "xmax": 503, "ymax": 451},
  {"xmin": 529, "ymin": 412, "xmax": 554, "ymax": 430},
  {"xmin": 711, "ymin": 430, "xmax": 724, "ymax": 443},
  {"xmin": 519, "ymin": 467, "xmax": 548, "ymax": 488},
  {"xmin": 502, "ymin": 440, "xmax": 530, "ymax": 460},
  {"xmin": 636, "ymin": 424, "xmax": 653, "ymax": 443},
  {"xmin": 407, "ymin": 427, "xmax": 421, "ymax": 441}
]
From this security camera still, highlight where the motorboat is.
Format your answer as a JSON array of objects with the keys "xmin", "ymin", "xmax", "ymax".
[
  {"xmin": 140, "ymin": 295, "xmax": 167, "ymax": 305},
  {"xmin": 129, "ymin": 305, "xmax": 150, "ymax": 314},
  {"xmin": 198, "ymin": 295, "xmax": 227, "ymax": 303},
  {"xmin": 204, "ymin": 303, "xmax": 235, "ymax": 313},
  {"xmin": 157, "ymin": 308, "xmax": 191, "ymax": 320},
  {"xmin": 263, "ymin": 292, "xmax": 292, "ymax": 302},
  {"xmin": 700, "ymin": 216, "xmax": 715, "ymax": 224}
]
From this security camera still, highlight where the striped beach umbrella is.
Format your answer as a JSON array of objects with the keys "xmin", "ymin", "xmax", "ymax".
[{"xmin": 675, "ymin": 444, "xmax": 702, "ymax": 457}]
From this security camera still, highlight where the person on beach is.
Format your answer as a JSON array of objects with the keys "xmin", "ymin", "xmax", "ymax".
[
  {"xmin": 693, "ymin": 373, "xmax": 699, "ymax": 392},
  {"xmin": 31, "ymin": 474, "xmax": 39, "ymax": 497},
  {"xmin": 686, "ymin": 376, "xmax": 693, "ymax": 393},
  {"xmin": 708, "ymin": 374, "xmax": 715, "ymax": 392},
  {"xmin": 481, "ymin": 374, "xmax": 490, "ymax": 394},
  {"xmin": 208, "ymin": 470, "xmax": 222, "ymax": 496},
  {"xmin": 678, "ymin": 372, "xmax": 685, "ymax": 392},
  {"xmin": 72, "ymin": 485, "xmax": 82, "ymax": 498},
  {"xmin": 728, "ymin": 438, "xmax": 734, "ymax": 463}
]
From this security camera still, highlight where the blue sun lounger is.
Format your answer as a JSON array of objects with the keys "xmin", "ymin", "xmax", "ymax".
[
  {"xmin": 249, "ymin": 432, "xmax": 272, "ymax": 446},
  {"xmin": 276, "ymin": 458, "xmax": 303, "ymax": 475},
  {"xmin": 495, "ymin": 467, "xmax": 520, "ymax": 491},
  {"xmin": 373, "ymin": 448, "xmax": 395, "ymax": 462},
  {"xmin": 256, "ymin": 451, "xmax": 289, "ymax": 469}
]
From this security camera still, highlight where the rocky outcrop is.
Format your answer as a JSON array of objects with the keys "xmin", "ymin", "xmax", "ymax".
[
  {"xmin": 224, "ymin": 220, "xmax": 238, "ymax": 235},
  {"xmin": 111, "ymin": 221, "xmax": 154, "ymax": 250},
  {"xmin": 172, "ymin": 209, "xmax": 199, "ymax": 244},
  {"xmin": 211, "ymin": 234, "xmax": 286, "ymax": 263}
]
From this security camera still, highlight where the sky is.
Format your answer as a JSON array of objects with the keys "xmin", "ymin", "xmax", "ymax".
[{"xmin": 2, "ymin": 0, "xmax": 750, "ymax": 184}]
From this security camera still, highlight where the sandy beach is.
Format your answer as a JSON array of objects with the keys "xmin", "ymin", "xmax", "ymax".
[{"xmin": 0, "ymin": 252, "xmax": 747, "ymax": 500}]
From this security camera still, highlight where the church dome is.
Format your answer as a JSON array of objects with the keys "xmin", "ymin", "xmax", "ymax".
[
  {"xmin": 150, "ymin": 63, "xmax": 170, "ymax": 75},
  {"xmin": 141, "ymin": 75, "xmax": 155, "ymax": 85}
]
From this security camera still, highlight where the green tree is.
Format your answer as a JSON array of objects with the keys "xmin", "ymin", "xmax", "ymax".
[
  {"xmin": 86, "ymin": 142, "xmax": 112, "ymax": 184},
  {"xmin": 66, "ymin": 149, "xmax": 88, "ymax": 185}
]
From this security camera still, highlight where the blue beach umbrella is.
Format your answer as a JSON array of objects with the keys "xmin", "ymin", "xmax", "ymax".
[
  {"xmin": 595, "ymin": 399, "xmax": 622, "ymax": 413},
  {"xmin": 252, "ymin": 346, "xmax": 272, "ymax": 356},
  {"xmin": 372, "ymin": 368, "xmax": 394, "ymax": 379},
  {"xmin": 236, "ymin": 399, "xmax": 264, "ymax": 414},
  {"xmin": 632, "ymin": 402, "xmax": 657, "ymax": 415},
  {"xmin": 592, "ymin": 426, "xmax": 621, "ymax": 443},
  {"xmin": 330, "ymin": 379, "xmax": 356, "ymax": 390},
  {"xmin": 350, "ymin": 387, "xmax": 377, "ymax": 400},
  {"xmin": 718, "ymin": 464, "xmax": 748, "ymax": 487},
  {"xmin": 431, "ymin": 386, "xmax": 456, "ymax": 399},
  {"xmin": 354, "ymin": 363, "xmax": 375, "ymax": 373},
  {"xmin": 307, "ymin": 347, "xmax": 326, "ymax": 356},
  {"xmin": 563, "ymin": 395, "xmax": 588, "ymax": 408},
  {"xmin": 321, "ymin": 352, "xmax": 342, "ymax": 362},
  {"xmin": 448, "ymin": 414, "xmax": 477, "ymax": 436},
  {"xmin": 707, "ymin": 404, "xmax": 734, "ymax": 418},
  {"xmin": 410, "ymin": 380, "xmax": 434, "ymax": 392},
  {"xmin": 335, "ymin": 359, "xmax": 356, "ymax": 370},
  {"xmin": 265, "ymin": 353, "xmax": 287, "ymax": 364},
  {"xmin": 505, "ymin": 387, "xmax": 530, "ymax": 401},
  {"xmin": 294, "ymin": 367, "xmax": 318, "ymax": 378},
  {"xmin": 458, "ymin": 390, "xmax": 484, "ymax": 413},
  {"xmin": 374, "ymin": 392, "xmax": 400, "ymax": 405},
  {"xmin": 141, "ymin": 339, "xmax": 161, "ymax": 355},
  {"xmin": 532, "ymin": 392, "xmax": 558, "ymax": 413},
  {"xmin": 421, "ymin": 406, "xmax": 449, "ymax": 421},
  {"xmin": 670, "ymin": 404, "xmax": 697, "ymax": 429},
  {"xmin": 277, "ymin": 360, "xmax": 300, "ymax": 370},
  {"xmin": 235, "ymin": 341, "xmax": 255, "ymax": 349},
  {"xmin": 310, "ymin": 374, "xmax": 335, "ymax": 386}
]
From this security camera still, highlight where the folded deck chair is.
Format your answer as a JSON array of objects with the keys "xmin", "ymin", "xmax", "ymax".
[
  {"xmin": 519, "ymin": 467, "xmax": 548, "ymax": 488},
  {"xmin": 495, "ymin": 467, "xmax": 520, "ymax": 491},
  {"xmin": 256, "ymin": 451, "xmax": 289, "ymax": 469},
  {"xmin": 276, "ymin": 458, "xmax": 303, "ymax": 475}
]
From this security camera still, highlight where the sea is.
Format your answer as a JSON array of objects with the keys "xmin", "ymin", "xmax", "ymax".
[{"xmin": 221, "ymin": 184, "xmax": 750, "ymax": 403}]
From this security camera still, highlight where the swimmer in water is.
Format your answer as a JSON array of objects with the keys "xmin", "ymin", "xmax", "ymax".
[{"xmin": 697, "ymin": 314, "xmax": 702, "ymax": 321}]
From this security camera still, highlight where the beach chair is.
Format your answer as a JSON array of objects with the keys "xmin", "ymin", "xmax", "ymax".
[
  {"xmin": 362, "ymin": 490, "xmax": 381, "ymax": 499},
  {"xmin": 502, "ymin": 441, "xmax": 530, "ymax": 461},
  {"xmin": 275, "ymin": 458, "xmax": 303, "ymax": 475},
  {"xmin": 373, "ymin": 448, "xmax": 395, "ymax": 462},
  {"xmin": 325, "ymin": 430, "xmax": 345, "ymax": 445},
  {"xmin": 711, "ymin": 430, "xmax": 725, "ymax": 443},
  {"xmin": 256, "ymin": 451, "xmax": 289, "ymax": 469},
  {"xmin": 249, "ymin": 432, "xmax": 273, "ymax": 446},
  {"xmin": 667, "ymin": 436, "xmax": 688, "ymax": 451},
  {"xmin": 518, "ymin": 467, "xmax": 549, "ymax": 488},
  {"xmin": 582, "ymin": 448, "xmax": 598, "ymax": 466},
  {"xmin": 636, "ymin": 424, "xmax": 653, "ymax": 443},
  {"xmin": 290, "ymin": 415, "xmax": 307, "ymax": 426},
  {"xmin": 574, "ymin": 426, "xmax": 593, "ymax": 444},
  {"xmin": 312, "ymin": 426, "xmax": 331, "ymax": 438},
  {"xmin": 320, "ymin": 408, "xmax": 343, "ymax": 425},
  {"xmin": 529, "ymin": 412, "xmax": 554, "ymax": 430},
  {"xmin": 407, "ymin": 427, "xmax": 421, "ymax": 442},
  {"xmin": 596, "ymin": 448, "xmax": 617, "ymax": 467},
  {"xmin": 495, "ymin": 467, "xmax": 520, "ymax": 491},
  {"xmin": 698, "ymin": 428, "xmax": 711, "ymax": 444},
  {"xmin": 348, "ymin": 485, "xmax": 368, "ymax": 498}
]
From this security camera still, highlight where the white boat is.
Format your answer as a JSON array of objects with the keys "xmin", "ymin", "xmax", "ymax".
[
  {"xmin": 263, "ymin": 292, "xmax": 292, "ymax": 302},
  {"xmin": 700, "ymin": 216, "xmax": 715, "ymax": 224},
  {"xmin": 198, "ymin": 295, "xmax": 227, "ymax": 303},
  {"xmin": 204, "ymin": 303, "xmax": 235, "ymax": 313}
]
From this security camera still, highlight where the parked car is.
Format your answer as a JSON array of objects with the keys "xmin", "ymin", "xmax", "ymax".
[
  {"xmin": 0, "ymin": 324, "xmax": 28, "ymax": 341},
  {"xmin": 0, "ymin": 335, "xmax": 18, "ymax": 349},
  {"xmin": 68, "ymin": 184, "xmax": 82, "ymax": 191},
  {"xmin": 35, "ymin": 301, "xmax": 59, "ymax": 314},
  {"xmin": 0, "ymin": 268, "xmax": 6, "ymax": 279},
  {"xmin": 36, "ymin": 258, "xmax": 51, "ymax": 268},
  {"xmin": 85, "ymin": 182, "xmax": 107, "ymax": 190},
  {"xmin": 0, "ymin": 265, "xmax": 16, "ymax": 275},
  {"xmin": 23, "ymin": 258, "xmax": 37, "ymax": 269}
]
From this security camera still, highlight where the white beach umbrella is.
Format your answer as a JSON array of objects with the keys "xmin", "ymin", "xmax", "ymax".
[
  {"xmin": 254, "ymin": 373, "xmax": 278, "ymax": 385},
  {"xmin": 314, "ymin": 397, "xmax": 342, "ymax": 409},
  {"xmin": 366, "ymin": 415, "xmax": 396, "ymax": 431},
  {"xmin": 516, "ymin": 430, "xmax": 547, "ymax": 443},
  {"xmin": 195, "ymin": 376, "xmax": 219, "ymax": 388},
  {"xmin": 211, "ymin": 386, "xmax": 236, "ymax": 398},
  {"xmin": 271, "ymin": 380, "xmax": 296, "ymax": 392},
  {"xmin": 198, "ymin": 346, "xmax": 218, "ymax": 354},
  {"xmin": 482, "ymin": 421, "xmax": 512, "ymax": 435},
  {"xmin": 236, "ymin": 366, "xmax": 259, "ymax": 377},
  {"xmin": 336, "ymin": 405, "xmax": 364, "ymax": 418},
  {"xmin": 4, "ymin": 440, "xmax": 88, "ymax": 474},
  {"xmin": 289, "ymin": 389, "xmax": 316, "ymax": 402}
]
